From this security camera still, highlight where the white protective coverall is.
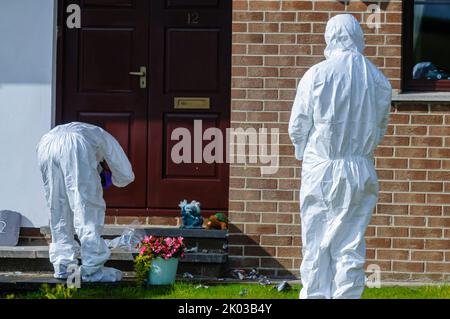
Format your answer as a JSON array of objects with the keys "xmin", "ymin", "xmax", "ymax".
[
  {"xmin": 37, "ymin": 122, "xmax": 135, "ymax": 282},
  {"xmin": 289, "ymin": 14, "xmax": 392, "ymax": 299}
]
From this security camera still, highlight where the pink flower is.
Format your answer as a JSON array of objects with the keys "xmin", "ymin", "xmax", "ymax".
[{"xmin": 139, "ymin": 247, "xmax": 147, "ymax": 256}]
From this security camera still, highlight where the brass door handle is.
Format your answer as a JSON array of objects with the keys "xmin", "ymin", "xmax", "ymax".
[{"xmin": 129, "ymin": 66, "xmax": 147, "ymax": 88}]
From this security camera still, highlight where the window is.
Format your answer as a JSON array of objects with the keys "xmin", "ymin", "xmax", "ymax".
[{"xmin": 403, "ymin": 0, "xmax": 450, "ymax": 91}]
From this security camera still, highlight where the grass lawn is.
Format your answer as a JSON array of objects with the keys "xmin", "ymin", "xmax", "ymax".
[{"xmin": 6, "ymin": 282, "xmax": 450, "ymax": 299}]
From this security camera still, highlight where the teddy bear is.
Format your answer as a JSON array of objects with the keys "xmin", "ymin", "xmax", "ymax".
[{"xmin": 206, "ymin": 213, "xmax": 228, "ymax": 230}]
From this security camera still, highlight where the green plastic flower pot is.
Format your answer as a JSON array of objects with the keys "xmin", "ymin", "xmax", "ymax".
[{"xmin": 148, "ymin": 257, "xmax": 179, "ymax": 285}]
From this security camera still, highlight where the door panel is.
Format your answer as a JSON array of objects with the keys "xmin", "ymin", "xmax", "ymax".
[
  {"xmin": 80, "ymin": 28, "xmax": 134, "ymax": 92},
  {"xmin": 165, "ymin": 29, "xmax": 220, "ymax": 92},
  {"xmin": 164, "ymin": 113, "xmax": 219, "ymax": 178},
  {"xmin": 148, "ymin": 0, "xmax": 231, "ymax": 210},
  {"xmin": 60, "ymin": 0, "xmax": 148, "ymax": 207}
]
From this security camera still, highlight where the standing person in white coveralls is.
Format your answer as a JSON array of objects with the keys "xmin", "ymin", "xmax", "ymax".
[
  {"xmin": 289, "ymin": 14, "xmax": 392, "ymax": 299},
  {"xmin": 37, "ymin": 122, "xmax": 135, "ymax": 282}
]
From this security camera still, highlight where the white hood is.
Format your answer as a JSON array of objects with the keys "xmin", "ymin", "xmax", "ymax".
[{"xmin": 324, "ymin": 14, "xmax": 365, "ymax": 59}]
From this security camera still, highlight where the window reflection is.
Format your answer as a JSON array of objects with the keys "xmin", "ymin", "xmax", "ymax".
[{"xmin": 413, "ymin": 0, "xmax": 450, "ymax": 80}]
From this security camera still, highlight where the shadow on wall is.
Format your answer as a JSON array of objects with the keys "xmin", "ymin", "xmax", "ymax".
[
  {"xmin": 0, "ymin": 0, "xmax": 55, "ymax": 85},
  {"xmin": 227, "ymin": 224, "xmax": 300, "ymax": 280}
]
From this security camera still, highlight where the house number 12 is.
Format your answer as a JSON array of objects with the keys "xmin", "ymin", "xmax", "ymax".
[
  {"xmin": 0, "ymin": 221, "xmax": 7, "ymax": 234},
  {"xmin": 188, "ymin": 12, "xmax": 200, "ymax": 25}
]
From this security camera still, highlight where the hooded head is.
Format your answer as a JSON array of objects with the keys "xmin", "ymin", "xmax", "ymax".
[{"xmin": 324, "ymin": 14, "xmax": 365, "ymax": 59}]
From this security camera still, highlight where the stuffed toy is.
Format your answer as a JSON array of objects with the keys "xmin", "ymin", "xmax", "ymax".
[
  {"xmin": 206, "ymin": 213, "xmax": 228, "ymax": 230},
  {"xmin": 179, "ymin": 200, "xmax": 203, "ymax": 229}
]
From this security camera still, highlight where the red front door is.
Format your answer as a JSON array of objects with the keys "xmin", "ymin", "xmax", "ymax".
[{"xmin": 58, "ymin": 0, "xmax": 231, "ymax": 215}]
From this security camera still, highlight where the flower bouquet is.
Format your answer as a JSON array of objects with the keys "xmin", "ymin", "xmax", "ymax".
[{"xmin": 134, "ymin": 235, "xmax": 186, "ymax": 286}]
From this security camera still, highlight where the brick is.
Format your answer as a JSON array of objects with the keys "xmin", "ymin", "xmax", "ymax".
[
  {"xmin": 370, "ymin": 216, "xmax": 392, "ymax": 227},
  {"xmin": 394, "ymin": 216, "xmax": 426, "ymax": 227},
  {"xmin": 229, "ymin": 212, "xmax": 261, "ymax": 223},
  {"xmin": 233, "ymin": 12, "xmax": 264, "ymax": 22},
  {"xmin": 429, "ymin": 148, "xmax": 450, "ymax": 158},
  {"xmin": 410, "ymin": 205, "xmax": 442, "ymax": 216},
  {"xmin": 265, "ymin": 34, "xmax": 296, "ymax": 44},
  {"xmin": 378, "ymin": 192, "xmax": 393, "ymax": 203},
  {"xmin": 411, "ymin": 115, "xmax": 443, "ymax": 125},
  {"xmin": 245, "ymin": 224, "xmax": 276, "ymax": 235},
  {"xmin": 409, "ymin": 159, "xmax": 441, "ymax": 169},
  {"xmin": 246, "ymin": 178, "xmax": 277, "ymax": 189},
  {"xmin": 377, "ymin": 227, "xmax": 408, "ymax": 237},
  {"xmin": 233, "ymin": 56, "xmax": 263, "ymax": 66},
  {"xmin": 428, "ymin": 171, "xmax": 450, "ymax": 181},
  {"xmin": 229, "ymin": 246, "xmax": 243, "ymax": 256},
  {"xmin": 261, "ymin": 258, "xmax": 293, "ymax": 269},
  {"xmin": 265, "ymin": 12, "xmax": 296, "ymax": 22},
  {"xmin": 411, "ymin": 251, "xmax": 444, "ymax": 262},
  {"xmin": 390, "ymin": 114, "xmax": 410, "ymax": 124},
  {"xmin": 426, "ymin": 263, "xmax": 450, "ymax": 273},
  {"xmin": 393, "ymin": 262, "xmax": 424, "ymax": 272},
  {"xmin": 244, "ymin": 246, "xmax": 276, "ymax": 257},
  {"xmin": 377, "ymin": 249, "xmax": 409, "ymax": 260},
  {"xmin": 264, "ymin": 56, "xmax": 296, "ymax": 66},
  {"xmin": 246, "ymin": 201, "xmax": 277, "ymax": 212},
  {"xmin": 425, "ymin": 239, "xmax": 450, "ymax": 249},
  {"xmin": 411, "ymin": 137, "xmax": 443, "ymax": 147},
  {"xmin": 249, "ymin": 1, "xmax": 280, "ymax": 11},
  {"xmin": 376, "ymin": 170, "xmax": 394, "ymax": 180},
  {"xmin": 366, "ymin": 238, "xmax": 391, "ymax": 248},
  {"xmin": 376, "ymin": 158, "xmax": 408, "ymax": 169},
  {"xmin": 261, "ymin": 213, "xmax": 293, "ymax": 224},
  {"xmin": 260, "ymin": 235, "xmax": 292, "ymax": 246},
  {"xmin": 277, "ymin": 225, "xmax": 300, "ymax": 236},
  {"xmin": 277, "ymin": 247, "xmax": 301, "ymax": 258},
  {"xmin": 376, "ymin": 204, "xmax": 407, "ymax": 216},
  {"xmin": 394, "ymin": 193, "xmax": 425, "ymax": 204},
  {"xmin": 393, "ymin": 239, "xmax": 424, "ymax": 249},
  {"xmin": 282, "ymin": 1, "xmax": 313, "ymax": 10},
  {"xmin": 379, "ymin": 181, "xmax": 408, "ymax": 192},
  {"xmin": 228, "ymin": 234, "xmax": 261, "ymax": 246},
  {"xmin": 230, "ymin": 189, "xmax": 261, "ymax": 200},
  {"xmin": 427, "ymin": 194, "xmax": 450, "ymax": 204},
  {"xmin": 410, "ymin": 228, "xmax": 442, "ymax": 238},
  {"xmin": 411, "ymin": 182, "xmax": 443, "ymax": 192},
  {"xmin": 229, "ymin": 257, "xmax": 260, "ymax": 268},
  {"xmin": 429, "ymin": 126, "xmax": 450, "ymax": 136},
  {"xmin": 395, "ymin": 126, "xmax": 427, "ymax": 135},
  {"xmin": 394, "ymin": 170, "xmax": 426, "ymax": 180},
  {"xmin": 395, "ymin": 103, "xmax": 428, "ymax": 113},
  {"xmin": 395, "ymin": 148, "xmax": 426, "ymax": 158},
  {"xmin": 262, "ymin": 190, "xmax": 293, "ymax": 201},
  {"xmin": 374, "ymin": 147, "xmax": 394, "ymax": 157},
  {"xmin": 428, "ymin": 217, "xmax": 450, "ymax": 228},
  {"xmin": 380, "ymin": 136, "xmax": 410, "ymax": 146}
]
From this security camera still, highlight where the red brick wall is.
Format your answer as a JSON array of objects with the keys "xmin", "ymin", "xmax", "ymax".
[{"xmin": 229, "ymin": 0, "xmax": 450, "ymax": 281}]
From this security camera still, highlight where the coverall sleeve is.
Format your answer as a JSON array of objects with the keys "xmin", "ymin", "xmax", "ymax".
[
  {"xmin": 288, "ymin": 69, "xmax": 315, "ymax": 161},
  {"xmin": 375, "ymin": 73, "xmax": 393, "ymax": 146},
  {"xmin": 99, "ymin": 129, "xmax": 135, "ymax": 188}
]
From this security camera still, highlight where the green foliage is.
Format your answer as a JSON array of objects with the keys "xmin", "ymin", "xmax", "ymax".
[
  {"xmin": 39, "ymin": 284, "xmax": 76, "ymax": 299},
  {"xmin": 5, "ymin": 294, "xmax": 16, "ymax": 299},
  {"xmin": 213, "ymin": 213, "xmax": 228, "ymax": 223},
  {"xmin": 134, "ymin": 254, "xmax": 153, "ymax": 287}
]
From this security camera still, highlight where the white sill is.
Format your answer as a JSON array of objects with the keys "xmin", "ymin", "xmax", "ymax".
[{"xmin": 392, "ymin": 92, "xmax": 450, "ymax": 102}]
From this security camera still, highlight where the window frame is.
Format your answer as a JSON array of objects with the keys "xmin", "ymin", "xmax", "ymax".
[{"xmin": 402, "ymin": 0, "xmax": 450, "ymax": 91}]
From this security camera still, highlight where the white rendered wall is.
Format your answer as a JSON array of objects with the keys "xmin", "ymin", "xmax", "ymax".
[{"xmin": 0, "ymin": 1, "xmax": 56, "ymax": 227}]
